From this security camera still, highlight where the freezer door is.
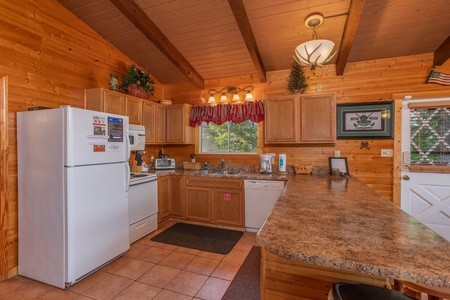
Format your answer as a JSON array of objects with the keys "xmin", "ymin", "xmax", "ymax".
[
  {"xmin": 65, "ymin": 163, "xmax": 129, "ymax": 284},
  {"xmin": 65, "ymin": 107, "xmax": 129, "ymax": 166}
]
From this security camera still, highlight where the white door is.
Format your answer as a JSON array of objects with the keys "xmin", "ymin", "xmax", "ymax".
[{"xmin": 400, "ymin": 98, "xmax": 450, "ymax": 241}]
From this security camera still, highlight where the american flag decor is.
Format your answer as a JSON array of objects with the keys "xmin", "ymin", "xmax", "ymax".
[{"xmin": 426, "ymin": 69, "xmax": 450, "ymax": 86}]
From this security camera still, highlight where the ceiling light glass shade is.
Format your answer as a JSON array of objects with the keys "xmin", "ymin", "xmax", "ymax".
[
  {"xmin": 220, "ymin": 94, "xmax": 228, "ymax": 103},
  {"xmin": 232, "ymin": 93, "xmax": 240, "ymax": 102},
  {"xmin": 207, "ymin": 95, "xmax": 216, "ymax": 104},
  {"xmin": 245, "ymin": 92, "xmax": 254, "ymax": 101},
  {"xmin": 294, "ymin": 39, "xmax": 336, "ymax": 70}
]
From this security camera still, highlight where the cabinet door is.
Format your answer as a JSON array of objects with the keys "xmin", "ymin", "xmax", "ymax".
[
  {"xmin": 213, "ymin": 188, "xmax": 243, "ymax": 227},
  {"xmin": 125, "ymin": 96, "xmax": 142, "ymax": 125},
  {"xmin": 265, "ymin": 96, "xmax": 301, "ymax": 143},
  {"xmin": 185, "ymin": 186, "xmax": 211, "ymax": 222},
  {"xmin": 157, "ymin": 176, "xmax": 170, "ymax": 223},
  {"xmin": 143, "ymin": 101, "xmax": 156, "ymax": 144},
  {"xmin": 300, "ymin": 94, "xmax": 336, "ymax": 143},
  {"xmin": 166, "ymin": 104, "xmax": 193, "ymax": 144},
  {"xmin": 170, "ymin": 176, "xmax": 185, "ymax": 218},
  {"xmin": 103, "ymin": 90, "xmax": 125, "ymax": 115},
  {"xmin": 155, "ymin": 104, "xmax": 166, "ymax": 144}
]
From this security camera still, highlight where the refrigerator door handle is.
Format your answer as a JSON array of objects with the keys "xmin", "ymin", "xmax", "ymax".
[
  {"xmin": 125, "ymin": 131, "xmax": 131, "ymax": 161},
  {"xmin": 125, "ymin": 163, "xmax": 130, "ymax": 191}
]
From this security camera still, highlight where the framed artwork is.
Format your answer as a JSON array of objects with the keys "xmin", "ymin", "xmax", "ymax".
[
  {"xmin": 336, "ymin": 102, "xmax": 394, "ymax": 139},
  {"xmin": 329, "ymin": 157, "xmax": 349, "ymax": 176}
]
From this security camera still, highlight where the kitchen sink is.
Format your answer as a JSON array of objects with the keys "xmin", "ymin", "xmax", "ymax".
[{"xmin": 191, "ymin": 170, "xmax": 241, "ymax": 176}]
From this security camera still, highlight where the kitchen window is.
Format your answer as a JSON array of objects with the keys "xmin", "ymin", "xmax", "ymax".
[{"xmin": 200, "ymin": 120, "xmax": 258, "ymax": 153}]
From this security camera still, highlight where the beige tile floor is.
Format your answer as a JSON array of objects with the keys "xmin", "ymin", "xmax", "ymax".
[{"xmin": 0, "ymin": 220, "xmax": 258, "ymax": 300}]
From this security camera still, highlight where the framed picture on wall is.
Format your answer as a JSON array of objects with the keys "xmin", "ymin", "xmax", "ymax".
[{"xmin": 336, "ymin": 102, "xmax": 394, "ymax": 139}]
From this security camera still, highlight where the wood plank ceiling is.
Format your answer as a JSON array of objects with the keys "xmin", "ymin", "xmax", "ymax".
[{"xmin": 59, "ymin": 0, "xmax": 450, "ymax": 88}]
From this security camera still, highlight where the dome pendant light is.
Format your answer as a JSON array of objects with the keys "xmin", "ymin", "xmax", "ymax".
[{"xmin": 294, "ymin": 13, "xmax": 336, "ymax": 70}]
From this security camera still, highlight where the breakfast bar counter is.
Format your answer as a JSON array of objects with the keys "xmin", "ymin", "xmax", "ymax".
[{"xmin": 256, "ymin": 174, "xmax": 450, "ymax": 298}]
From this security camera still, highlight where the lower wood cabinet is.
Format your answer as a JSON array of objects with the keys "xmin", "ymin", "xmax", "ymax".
[
  {"xmin": 158, "ymin": 175, "xmax": 244, "ymax": 228},
  {"xmin": 185, "ymin": 177, "xmax": 244, "ymax": 227},
  {"xmin": 157, "ymin": 175, "xmax": 185, "ymax": 223}
]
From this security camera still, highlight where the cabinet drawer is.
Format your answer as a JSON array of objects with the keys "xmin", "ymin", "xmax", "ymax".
[
  {"xmin": 130, "ymin": 214, "xmax": 157, "ymax": 243},
  {"xmin": 186, "ymin": 177, "xmax": 243, "ymax": 189}
]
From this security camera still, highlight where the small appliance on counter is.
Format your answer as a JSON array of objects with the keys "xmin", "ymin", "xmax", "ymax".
[
  {"xmin": 155, "ymin": 158, "xmax": 176, "ymax": 169},
  {"xmin": 129, "ymin": 124, "xmax": 145, "ymax": 151},
  {"xmin": 260, "ymin": 153, "xmax": 275, "ymax": 174}
]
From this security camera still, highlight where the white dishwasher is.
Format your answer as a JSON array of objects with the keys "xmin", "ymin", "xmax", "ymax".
[{"xmin": 244, "ymin": 180, "xmax": 284, "ymax": 232}]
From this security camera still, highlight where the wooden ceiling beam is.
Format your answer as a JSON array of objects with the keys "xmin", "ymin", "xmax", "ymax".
[
  {"xmin": 228, "ymin": 0, "xmax": 266, "ymax": 82},
  {"xmin": 335, "ymin": 0, "xmax": 366, "ymax": 76},
  {"xmin": 433, "ymin": 35, "xmax": 450, "ymax": 66},
  {"xmin": 110, "ymin": 0, "xmax": 204, "ymax": 89}
]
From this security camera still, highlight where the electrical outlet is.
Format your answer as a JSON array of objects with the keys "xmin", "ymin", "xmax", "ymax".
[
  {"xmin": 381, "ymin": 149, "xmax": 393, "ymax": 157},
  {"xmin": 334, "ymin": 150, "xmax": 340, "ymax": 157},
  {"xmin": 151, "ymin": 156, "xmax": 155, "ymax": 162},
  {"xmin": 317, "ymin": 84, "xmax": 322, "ymax": 92}
]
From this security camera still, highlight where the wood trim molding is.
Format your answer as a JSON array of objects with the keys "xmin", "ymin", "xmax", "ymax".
[
  {"xmin": 0, "ymin": 76, "xmax": 8, "ymax": 279},
  {"xmin": 228, "ymin": 0, "xmax": 267, "ymax": 82},
  {"xmin": 335, "ymin": 0, "xmax": 366, "ymax": 76},
  {"xmin": 109, "ymin": 0, "xmax": 205, "ymax": 89}
]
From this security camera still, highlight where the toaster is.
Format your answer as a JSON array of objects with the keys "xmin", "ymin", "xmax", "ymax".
[{"xmin": 155, "ymin": 158, "xmax": 176, "ymax": 169}]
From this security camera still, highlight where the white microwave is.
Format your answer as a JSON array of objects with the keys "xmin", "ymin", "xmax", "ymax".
[{"xmin": 129, "ymin": 124, "xmax": 145, "ymax": 151}]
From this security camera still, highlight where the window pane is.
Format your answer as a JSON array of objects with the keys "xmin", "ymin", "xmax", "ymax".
[
  {"xmin": 410, "ymin": 107, "xmax": 450, "ymax": 165},
  {"xmin": 230, "ymin": 120, "xmax": 257, "ymax": 153},
  {"xmin": 201, "ymin": 122, "xmax": 229, "ymax": 153},
  {"xmin": 200, "ymin": 120, "xmax": 258, "ymax": 153}
]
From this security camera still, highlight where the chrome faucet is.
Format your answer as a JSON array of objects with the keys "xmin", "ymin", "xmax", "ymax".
[{"xmin": 221, "ymin": 157, "xmax": 225, "ymax": 171}]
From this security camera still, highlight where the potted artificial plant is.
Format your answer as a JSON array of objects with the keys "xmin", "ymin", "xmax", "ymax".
[{"xmin": 121, "ymin": 64, "xmax": 155, "ymax": 99}]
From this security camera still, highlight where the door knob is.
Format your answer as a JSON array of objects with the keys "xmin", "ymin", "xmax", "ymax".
[{"xmin": 402, "ymin": 175, "xmax": 410, "ymax": 180}]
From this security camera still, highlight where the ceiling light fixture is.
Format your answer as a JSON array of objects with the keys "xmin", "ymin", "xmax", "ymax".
[
  {"xmin": 294, "ymin": 12, "xmax": 336, "ymax": 70},
  {"xmin": 207, "ymin": 85, "xmax": 255, "ymax": 104}
]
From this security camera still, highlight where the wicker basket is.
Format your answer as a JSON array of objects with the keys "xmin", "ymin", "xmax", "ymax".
[
  {"xmin": 182, "ymin": 162, "xmax": 202, "ymax": 170},
  {"xmin": 293, "ymin": 164, "xmax": 312, "ymax": 175}
]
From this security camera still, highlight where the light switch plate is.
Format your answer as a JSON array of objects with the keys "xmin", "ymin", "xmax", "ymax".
[
  {"xmin": 381, "ymin": 149, "xmax": 393, "ymax": 157},
  {"xmin": 334, "ymin": 150, "xmax": 340, "ymax": 157}
]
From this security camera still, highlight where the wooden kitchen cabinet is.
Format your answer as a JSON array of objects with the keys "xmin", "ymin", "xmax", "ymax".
[
  {"xmin": 265, "ymin": 96, "xmax": 300, "ymax": 143},
  {"xmin": 85, "ymin": 88, "xmax": 125, "ymax": 116},
  {"xmin": 264, "ymin": 94, "xmax": 335, "ymax": 144},
  {"xmin": 85, "ymin": 88, "xmax": 145, "ymax": 125},
  {"xmin": 169, "ymin": 175, "xmax": 185, "ymax": 218},
  {"xmin": 300, "ymin": 94, "xmax": 336, "ymax": 143},
  {"xmin": 143, "ymin": 101, "xmax": 166, "ymax": 144},
  {"xmin": 157, "ymin": 175, "xmax": 185, "ymax": 223},
  {"xmin": 157, "ymin": 176, "xmax": 170, "ymax": 223},
  {"xmin": 185, "ymin": 177, "xmax": 244, "ymax": 227},
  {"xmin": 125, "ymin": 96, "xmax": 142, "ymax": 124},
  {"xmin": 165, "ymin": 103, "xmax": 194, "ymax": 144}
]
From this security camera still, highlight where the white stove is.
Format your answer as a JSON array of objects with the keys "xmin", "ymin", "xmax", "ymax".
[{"xmin": 129, "ymin": 172, "xmax": 158, "ymax": 243}]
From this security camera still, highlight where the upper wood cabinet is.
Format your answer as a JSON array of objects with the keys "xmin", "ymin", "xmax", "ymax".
[
  {"xmin": 85, "ymin": 88, "xmax": 144, "ymax": 124},
  {"xmin": 85, "ymin": 88, "xmax": 125, "ymax": 116},
  {"xmin": 125, "ymin": 96, "xmax": 142, "ymax": 125},
  {"xmin": 300, "ymin": 94, "xmax": 336, "ymax": 143},
  {"xmin": 265, "ymin": 94, "xmax": 335, "ymax": 144},
  {"xmin": 265, "ymin": 96, "xmax": 300, "ymax": 143},
  {"xmin": 165, "ymin": 103, "xmax": 194, "ymax": 144},
  {"xmin": 143, "ymin": 101, "xmax": 166, "ymax": 144}
]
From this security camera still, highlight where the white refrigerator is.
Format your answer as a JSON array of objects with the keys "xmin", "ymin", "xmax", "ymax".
[{"xmin": 17, "ymin": 106, "xmax": 131, "ymax": 289}]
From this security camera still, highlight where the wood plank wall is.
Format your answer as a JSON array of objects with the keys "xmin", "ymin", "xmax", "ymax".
[
  {"xmin": 0, "ymin": 0, "xmax": 163, "ymax": 280},
  {"xmin": 162, "ymin": 55, "xmax": 450, "ymax": 202}
]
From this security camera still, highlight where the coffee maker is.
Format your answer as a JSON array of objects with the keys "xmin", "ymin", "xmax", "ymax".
[{"xmin": 260, "ymin": 153, "xmax": 275, "ymax": 174}]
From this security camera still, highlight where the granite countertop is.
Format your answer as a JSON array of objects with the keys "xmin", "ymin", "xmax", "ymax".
[
  {"xmin": 151, "ymin": 168, "xmax": 450, "ymax": 288},
  {"xmin": 256, "ymin": 175, "xmax": 450, "ymax": 289}
]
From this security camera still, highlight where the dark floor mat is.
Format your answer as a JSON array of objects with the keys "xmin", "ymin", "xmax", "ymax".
[
  {"xmin": 150, "ymin": 223, "xmax": 243, "ymax": 255},
  {"xmin": 222, "ymin": 245, "xmax": 261, "ymax": 300}
]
